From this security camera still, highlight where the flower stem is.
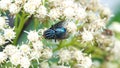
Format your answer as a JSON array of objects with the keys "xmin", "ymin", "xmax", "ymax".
[
  {"xmin": 13, "ymin": 12, "xmax": 29, "ymax": 45},
  {"xmin": 53, "ymin": 37, "xmax": 77, "ymax": 52}
]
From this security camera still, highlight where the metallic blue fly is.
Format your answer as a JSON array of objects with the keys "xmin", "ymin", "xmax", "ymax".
[{"xmin": 43, "ymin": 21, "xmax": 68, "ymax": 40}]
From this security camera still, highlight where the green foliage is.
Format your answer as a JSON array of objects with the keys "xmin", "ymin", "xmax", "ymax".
[{"xmin": 108, "ymin": 4, "xmax": 120, "ymax": 26}]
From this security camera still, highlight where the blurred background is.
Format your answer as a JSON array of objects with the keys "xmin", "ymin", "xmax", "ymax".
[
  {"xmin": 96, "ymin": 0, "xmax": 120, "ymax": 68},
  {"xmin": 100, "ymin": 0, "xmax": 120, "ymax": 24}
]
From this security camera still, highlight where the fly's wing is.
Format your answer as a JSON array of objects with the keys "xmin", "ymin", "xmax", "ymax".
[{"xmin": 50, "ymin": 21, "xmax": 65, "ymax": 29}]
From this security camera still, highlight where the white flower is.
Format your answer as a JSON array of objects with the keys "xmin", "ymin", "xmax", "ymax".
[
  {"xmin": 32, "ymin": 41, "xmax": 43, "ymax": 51},
  {"xmin": 63, "ymin": 7, "xmax": 75, "ymax": 19},
  {"xmin": 91, "ymin": 19, "xmax": 105, "ymax": 31},
  {"xmin": 73, "ymin": 56, "xmax": 92, "ymax": 68},
  {"xmin": 74, "ymin": 64, "xmax": 90, "ymax": 68},
  {"xmin": 112, "ymin": 39, "xmax": 120, "ymax": 59},
  {"xmin": 0, "ymin": 17, "xmax": 6, "ymax": 29},
  {"xmin": 87, "ymin": 11, "xmax": 97, "ymax": 22},
  {"xmin": 3, "ymin": 44, "xmax": 19, "ymax": 56},
  {"xmin": 10, "ymin": 52, "xmax": 22, "ymax": 66},
  {"xmin": 109, "ymin": 22, "xmax": 120, "ymax": 32},
  {"xmin": 48, "ymin": 8, "xmax": 61, "ymax": 20},
  {"xmin": 0, "ymin": 35, "xmax": 6, "ymax": 46},
  {"xmin": 15, "ymin": 0, "xmax": 27, "ymax": 4},
  {"xmin": 40, "ymin": 62, "xmax": 50, "ymax": 68},
  {"xmin": 35, "ymin": 5, "xmax": 47, "ymax": 18},
  {"xmin": 3, "ymin": 28, "xmax": 16, "ymax": 40},
  {"xmin": 30, "ymin": 50, "xmax": 41, "ymax": 59},
  {"xmin": 85, "ymin": 0, "xmax": 99, "ymax": 11},
  {"xmin": 26, "ymin": 31, "xmax": 39, "ymax": 42},
  {"xmin": 9, "ymin": 3, "xmax": 20, "ymax": 14},
  {"xmin": 100, "ymin": 6, "xmax": 111, "ymax": 18},
  {"xmin": 24, "ymin": 2, "xmax": 36, "ymax": 14},
  {"xmin": 58, "ymin": 49, "xmax": 71, "ymax": 63},
  {"xmin": 0, "ymin": 0, "xmax": 12, "ymax": 10},
  {"xmin": 0, "ymin": 52, "xmax": 8, "ymax": 63},
  {"xmin": 61, "ymin": 0, "xmax": 74, "ymax": 8},
  {"xmin": 20, "ymin": 44, "xmax": 31, "ymax": 55},
  {"xmin": 50, "ymin": 0, "xmax": 63, "ymax": 7},
  {"xmin": 28, "ymin": 0, "xmax": 41, "ymax": 8},
  {"xmin": 81, "ymin": 28, "xmax": 94, "ymax": 42},
  {"xmin": 20, "ymin": 57, "xmax": 30, "ymax": 68},
  {"xmin": 75, "ymin": 7, "xmax": 86, "ymax": 20},
  {"xmin": 71, "ymin": 50, "xmax": 84, "ymax": 63},
  {"xmin": 80, "ymin": 56, "xmax": 92, "ymax": 68},
  {"xmin": 51, "ymin": 64, "xmax": 70, "ymax": 68},
  {"xmin": 48, "ymin": 0, "xmax": 54, "ymax": 2},
  {"xmin": 78, "ymin": 0, "xmax": 88, "ymax": 5},
  {"xmin": 64, "ymin": 21, "xmax": 77, "ymax": 33},
  {"xmin": 41, "ymin": 48, "xmax": 53, "ymax": 59}
]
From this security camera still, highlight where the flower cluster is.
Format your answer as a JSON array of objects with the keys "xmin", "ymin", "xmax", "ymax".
[
  {"xmin": 0, "ymin": 30, "xmax": 52, "ymax": 68},
  {"xmin": 58, "ymin": 47, "xmax": 92, "ymax": 68},
  {"xmin": 0, "ymin": 16, "xmax": 16, "ymax": 46},
  {"xmin": 109, "ymin": 22, "xmax": 120, "ymax": 60},
  {"xmin": 0, "ymin": 30, "xmax": 92, "ymax": 68},
  {"xmin": 0, "ymin": 0, "xmax": 115, "ymax": 68},
  {"xmin": 0, "ymin": 0, "xmax": 111, "ymax": 21},
  {"xmin": 48, "ymin": 0, "xmax": 87, "ymax": 20}
]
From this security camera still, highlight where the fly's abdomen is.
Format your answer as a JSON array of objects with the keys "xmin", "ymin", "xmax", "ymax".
[{"xmin": 43, "ymin": 29, "xmax": 55, "ymax": 39}]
